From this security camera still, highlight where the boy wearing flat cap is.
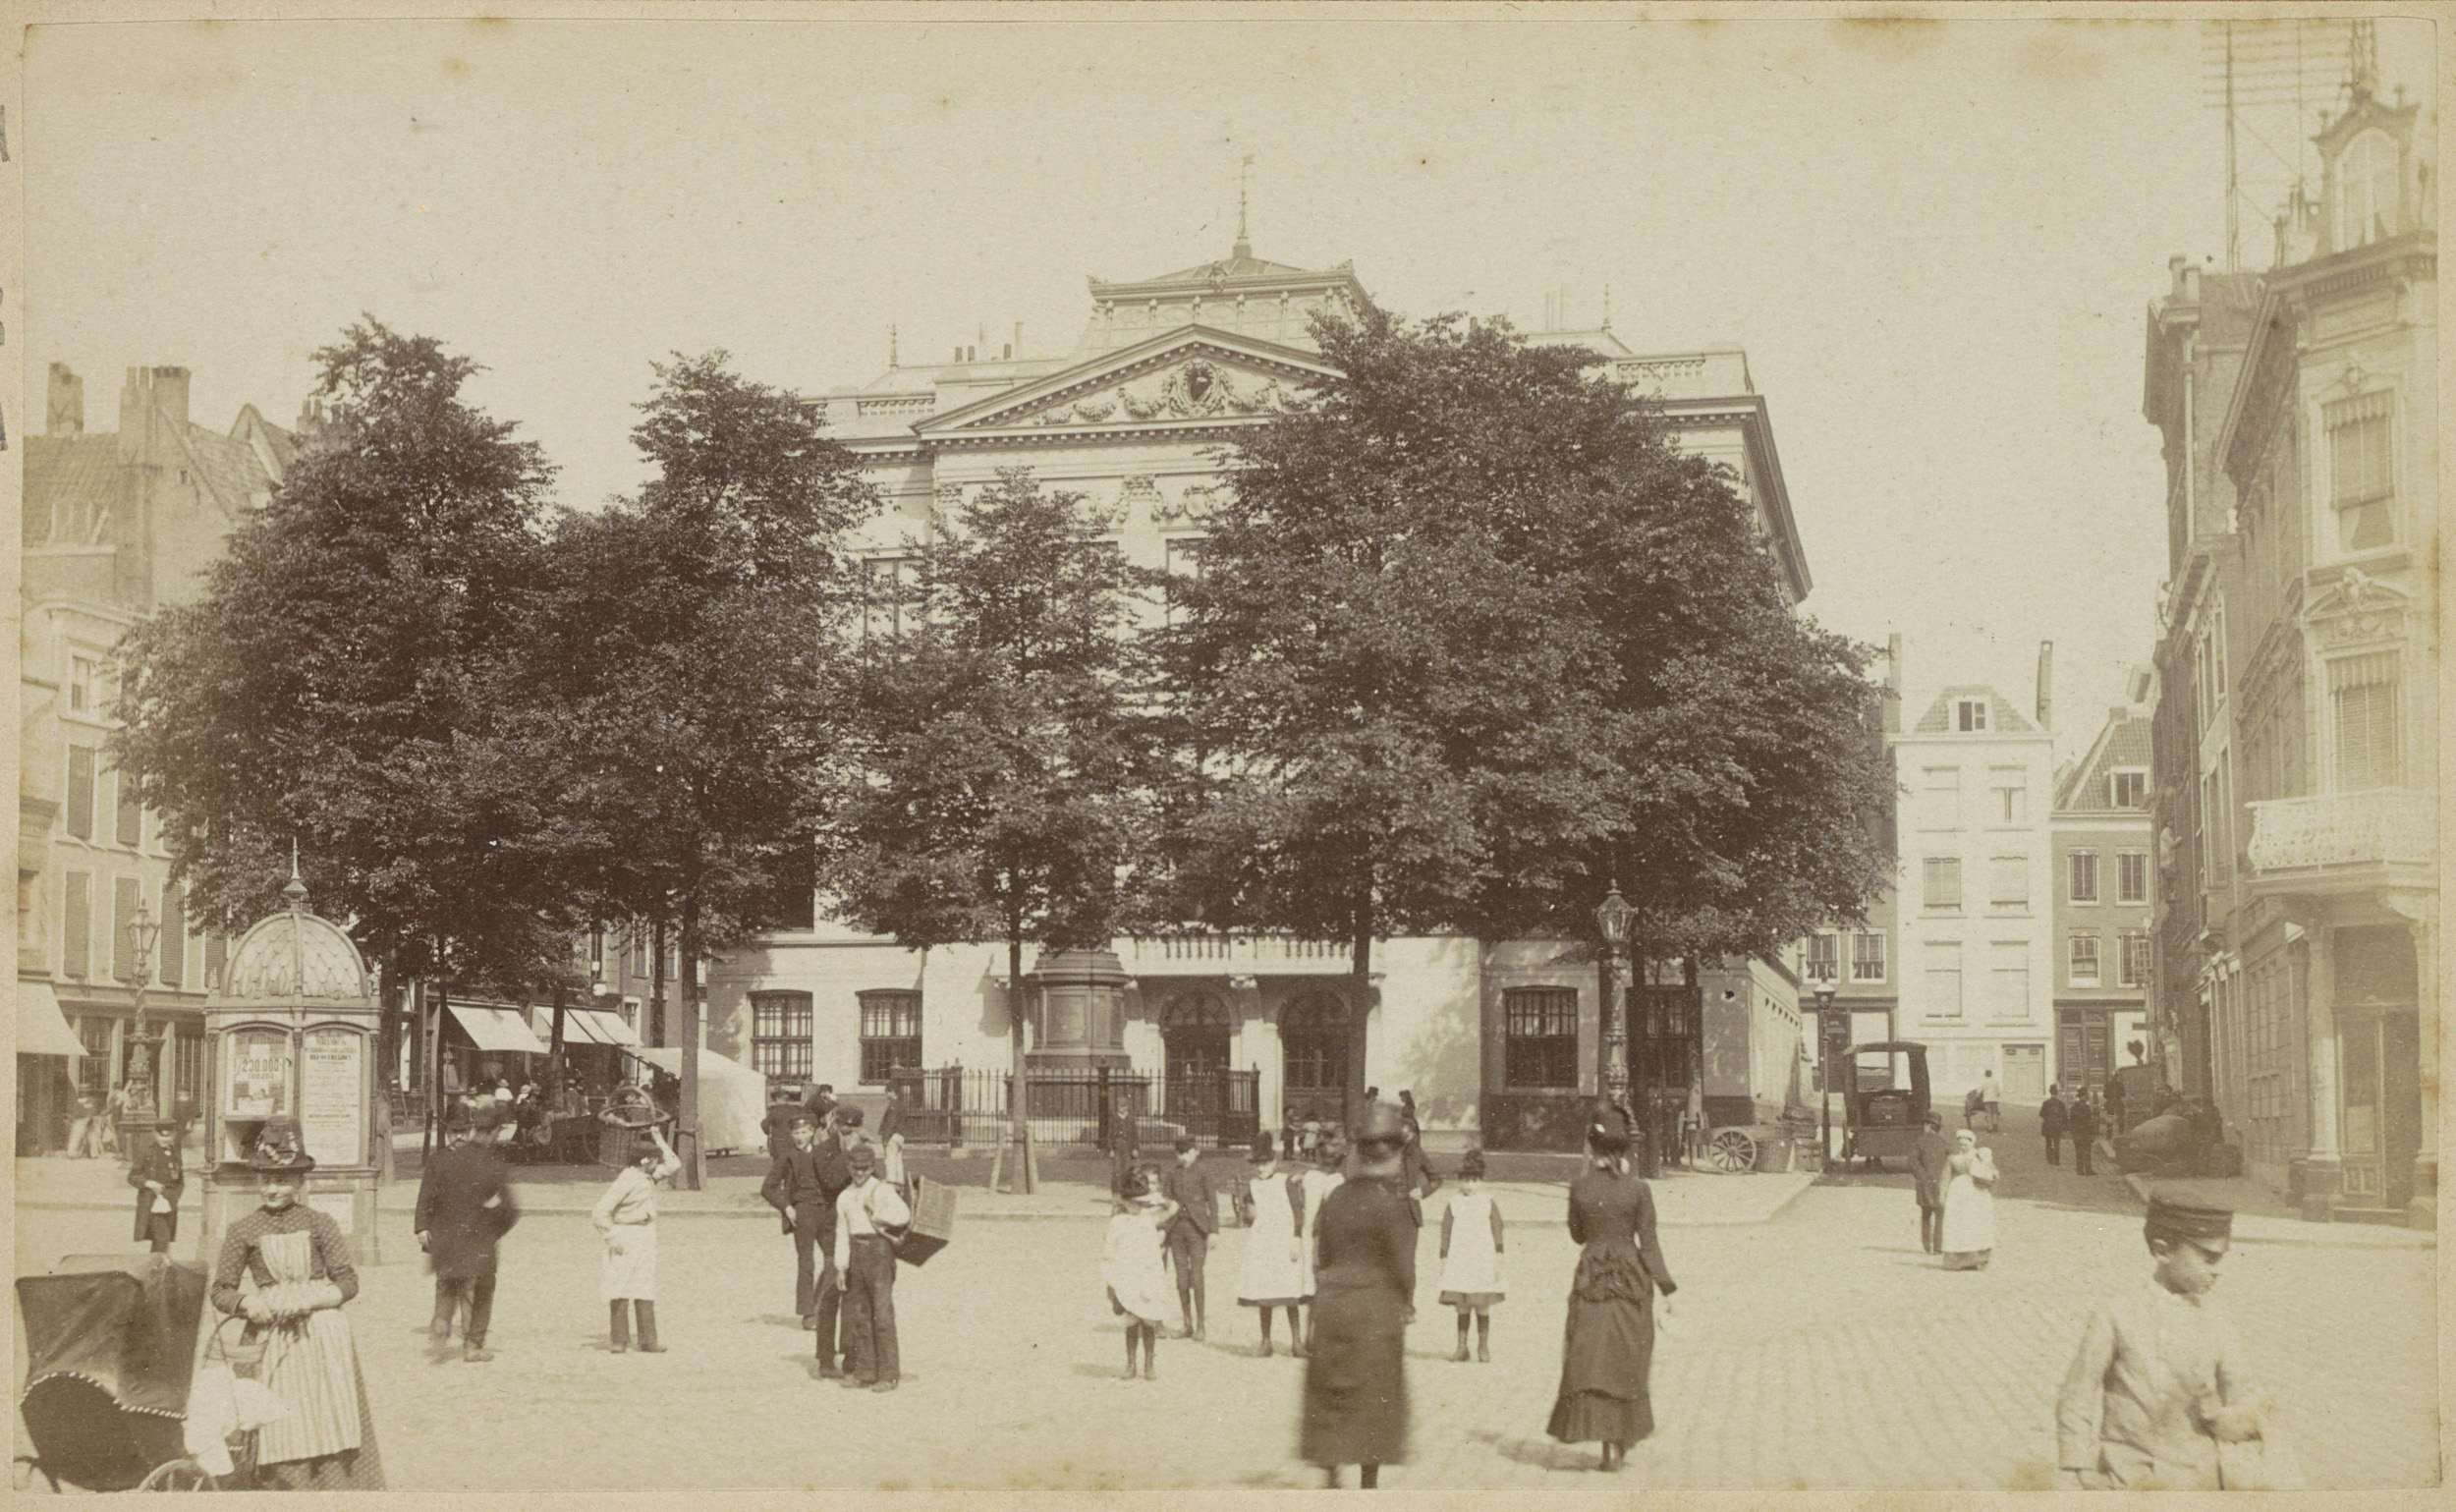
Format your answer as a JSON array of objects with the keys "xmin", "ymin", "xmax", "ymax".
[
  {"xmin": 2055, "ymin": 1186, "xmax": 2273, "ymax": 1489},
  {"xmin": 833, "ymin": 1141, "xmax": 912, "ymax": 1391}
]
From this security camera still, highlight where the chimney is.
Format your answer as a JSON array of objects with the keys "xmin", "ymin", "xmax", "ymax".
[
  {"xmin": 2167, "ymin": 253, "xmax": 2189, "ymax": 300},
  {"xmin": 149, "ymin": 365, "xmax": 192, "ymax": 429},
  {"xmin": 2182, "ymin": 264, "xmax": 2202, "ymax": 306},
  {"xmin": 1882, "ymin": 633, "xmax": 1905, "ymax": 735},
  {"xmin": 1012, "ymin": 320, "xmax": 1024, "ymax": 357},
  {"xmin": 46, "ymin": 363, "xmax": 84, "ymax": 435},
  {"xmin": 1001, "ymin": 344, "xmax": 1012, "ymax": 361},
  {"xmin": 2035, "ymin": 641, "xmax": 2054, "ymax": 733}
]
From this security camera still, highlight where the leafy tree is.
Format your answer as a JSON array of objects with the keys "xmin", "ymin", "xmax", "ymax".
[
  {"xmin": 511, "ymin": 352, "xmax": 876, "ymax": 1187},
  {"xmin": 112, "ymin": 319, "xmax": 578, "ymax": 1035},
  {"xmin": 824, "ymin": 467, "xmax": 1157, "ymax": 1193},
  {"xmin": 1156, "ymin": 305, "xmax": 1891, "ymax": 1128}
]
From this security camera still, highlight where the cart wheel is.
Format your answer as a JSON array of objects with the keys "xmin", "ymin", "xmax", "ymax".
[
  {"xmin": 1705, "ymin": 1129, "xmax": 1758, "ymax": 1173},
  {"xmin": 137, "ymin": 1458, "xmax": 216, "ymax": 1491}
]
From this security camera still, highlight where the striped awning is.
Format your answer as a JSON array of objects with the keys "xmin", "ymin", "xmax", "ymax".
[
  {"xmin": 448, "ymin": 1003, "xmax": 548, "ymax": 1056},
  {"xmin": 528, "ymin": 1006, "xmax": 640, "ymax": 1047},
  {"xmin": 14, "ymin": 980, "xmax": 85, "ymax": 1057}
]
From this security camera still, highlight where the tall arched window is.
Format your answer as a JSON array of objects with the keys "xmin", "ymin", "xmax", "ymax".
[
  {"xmin": 1279, "ymin": 991, "xmax": 1347, "ymax": 1117},
  {"xmin": 1160, "ymin": 990, "xmax": 1231, "ymax": 1084},
  {"xmin": 2335, "ymin": 130, "xmax": 2401, "ymax": 250}
]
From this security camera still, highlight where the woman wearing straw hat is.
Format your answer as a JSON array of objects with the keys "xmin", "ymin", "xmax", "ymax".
[
  {"xmin": 1545, "ymin": 1101, "xmax": 1677, "ymax": 1473},
  {"xmin": 208, "ymin": 1119, "xmax": 385, "ymax": 1489}
]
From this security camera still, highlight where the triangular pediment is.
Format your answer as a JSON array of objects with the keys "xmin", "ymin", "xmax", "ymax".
[{"xmin": 916, "ymin": 326, "xmax": 1338, "ymax": 436}]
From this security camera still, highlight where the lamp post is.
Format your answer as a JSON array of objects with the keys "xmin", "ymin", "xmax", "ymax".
[
  {"xmin": 1813, "ymin": 983, "xmax": 1837, "ymax": 1161},
  {"xmin": 122, "ymin": 898, "xmax": 167, "ymax": 1139},
  {"xmin": 1593, "ymin": 882, "xmax": 1635, "ymax": 1110}
]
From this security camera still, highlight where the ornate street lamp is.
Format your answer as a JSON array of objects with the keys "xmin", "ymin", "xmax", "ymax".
[
  {"xmin": 123, "ymin": 897, "xmax": 167, "ymax": 1132},
  {"xmin": 1593, "ymin": 882, "xmax": 1634, "ymax": 1107}
]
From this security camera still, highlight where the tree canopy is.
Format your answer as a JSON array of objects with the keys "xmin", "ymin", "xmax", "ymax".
[
  {"xmin": 1152, "ymin": 305, "xmax": 1894, "ymax": 1116},
  {"xmin": 112, "ymin": 319, "xmax": 574, "ymax": 992}
]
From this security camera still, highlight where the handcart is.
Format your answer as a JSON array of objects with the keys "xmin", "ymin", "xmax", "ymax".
[{"xmin": 13, "ymin": 1254, "xmax": 258, "ymax": 1492}]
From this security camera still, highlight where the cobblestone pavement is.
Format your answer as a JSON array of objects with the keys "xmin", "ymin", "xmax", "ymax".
[{"xmin": 12, "ymin": 1126, "xmax": 2436, "ymax": 1491}]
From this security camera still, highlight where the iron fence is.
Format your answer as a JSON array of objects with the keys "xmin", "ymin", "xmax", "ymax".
[{"xmin": 885, "ymin": 1064, "xmax": 1259, "ymax": 1149}]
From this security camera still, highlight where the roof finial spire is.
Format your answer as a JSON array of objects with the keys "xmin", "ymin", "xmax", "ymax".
[
  {"xmin": 1234, "ymin": 153, "xmax": 1256, "ymax": 260},
  {"xmin": 283, "ymin": 840, "xmax": 307, "ymax": 914},
  {"xmin": 1601, "ymin": 283, "xmax": 1612, "ymax": 332},
  {"xmin": 2350, "ymin": 18, "xmax": 2379, "ymax": 103},
  {"xmin": 888, "ymin": 323, "xmax": 899, "ymax": 369}
]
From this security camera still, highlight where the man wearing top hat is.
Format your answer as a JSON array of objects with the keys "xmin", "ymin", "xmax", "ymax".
[
  {"xmin": 2054, "ymin": 1186, "xmax": 2274, "ymax": 1489},
  {"xmin": 415, "ymin": 1103, "xmax": 521, "ymax": 1363}
]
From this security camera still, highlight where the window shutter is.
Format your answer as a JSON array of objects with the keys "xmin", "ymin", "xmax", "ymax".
[
  {"xmin": 113, "ymin": 876, "xmax": 141, "ymax": 982},
  {"xmin": 63, "ymin": 873, "xmax": 91, "ymax": 980},
  {"xmin": 159, "ymin": 883, "xmax": 186, "ymax": 987},
  {"xmin": 67, "ymin": 749, "xmax": 95, "ymax": 841}
]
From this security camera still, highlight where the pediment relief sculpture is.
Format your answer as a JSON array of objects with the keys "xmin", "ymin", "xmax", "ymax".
[
  {"xmin": 1023, "ymin": 357, "xmax": 1294, "ymax": 427},
  {"xmin": 1150, "ymin": 483, "xmax": 1220, "ymax": 526}
]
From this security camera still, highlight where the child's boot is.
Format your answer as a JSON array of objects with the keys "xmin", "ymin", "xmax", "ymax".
[
  {"xmin": 633, "ymin": 1301, "xmax": 666, "ymax": 1353},
  {"xmin": 1452, "ymin": 1317, "xmax": 1471, "ymax": 1363},
  {"xmin": 609, "ymin": 1300, "xmax": 630, "ymax": 1354}
]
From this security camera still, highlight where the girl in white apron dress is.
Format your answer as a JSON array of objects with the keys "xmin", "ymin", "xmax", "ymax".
[
  {"xmin": 1235, "ymin": 1135, "xmax": 1309, "ymax": 1358},
  {"xmin": 1437, "ymin": 1149, "xmax": 1506, "ymax": 1363}
]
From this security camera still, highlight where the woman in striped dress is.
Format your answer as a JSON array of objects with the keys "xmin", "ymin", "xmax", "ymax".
[{"xmin": 209, "ymin": 1125, "xmax": 384, "ymax": 1490}]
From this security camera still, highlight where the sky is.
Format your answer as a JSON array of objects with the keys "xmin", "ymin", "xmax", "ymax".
[{"xmin": 24, "ymin": 14, "xmax": 2437, "ymax": 764}]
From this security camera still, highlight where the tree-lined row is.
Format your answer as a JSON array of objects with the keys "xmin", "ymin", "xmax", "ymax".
[{"xmin": 113, "ymin": 306, "xmax": 1893, "ymax": 1189}]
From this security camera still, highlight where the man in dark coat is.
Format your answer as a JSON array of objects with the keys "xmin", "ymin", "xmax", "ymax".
[
  {"xmin": 2041, "ymin": 1084, "xmax": 2069, "ymax": 1167},
  {"xmin": 128, "ymin": 1121, "xmax": 184, "ymax": 1254},
  {"xmin": 414, "ymin": 1105, "xmax": 520, "ymax": 1363},
  {"xmin": 1160, "ymin": 1137, "xmax": 1219, "ymax": 1339},
  {"xmin": 1907, "ymin": 1112, "xmax": 1951, "ymax": 1255},
  {"xmin": 2069, "ymin": 1091, "xmax": 2100, "ymax": 1176},
  {"xmin": 761, "ymin": 1107, "xmax": 850, "ymax": 1343}
]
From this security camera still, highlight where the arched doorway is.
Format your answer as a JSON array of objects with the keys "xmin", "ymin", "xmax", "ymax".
[
  {"xmin": 1280, "ymin": 990, "xmax": 1348, "ymax": 1124},
  {"xmin": 1160, "ymin": 990, "xmax": 1232, "ymax": 1086}
]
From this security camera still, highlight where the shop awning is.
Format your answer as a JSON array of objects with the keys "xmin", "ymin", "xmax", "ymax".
[
  {"xmin": 526, "ymin": 1006, "xmax": 640, "ymax": 1047},
  {"xmin": 14, "ymin": 980, "xmax": 85, "ymax": 1057},
  {"xmin": 449, "ymin": 1003, "xmax": 548, "ymax": 1055}
]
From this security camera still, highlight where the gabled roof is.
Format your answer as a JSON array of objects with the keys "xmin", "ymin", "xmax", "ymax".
[
  {"xmin": 1140, "ymin": 252, "xmax": 1324, "ymax": 284},
  {"xmin": 2054, "ymin": 708, "xmax": 2153, "ymax": 812},
  {"xmin": 22, "ymin": 435, "xmax": 128, "ymax": 545},
  {"xmin": 1909, "ymin": 685, "xmax": 2040, "ymax": 736}
]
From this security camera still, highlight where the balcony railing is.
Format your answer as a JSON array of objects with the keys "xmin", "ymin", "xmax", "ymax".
[
  {"xmin": 1123, "ymin": 933, "xmax": 1352, "ymax": 975},
  {"xmin": 2244, "ymin": 789, "xmax": 2436, "ymax": 877}
]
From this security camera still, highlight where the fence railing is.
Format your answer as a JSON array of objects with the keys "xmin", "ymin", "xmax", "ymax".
[{"xmin": 885, "ymin": 1064, "xmax": 1259, "ymax": 1149}]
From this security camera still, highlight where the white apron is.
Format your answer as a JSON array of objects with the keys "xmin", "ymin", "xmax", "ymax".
[
  {"xmin": 601, "ymin": 1223, "xmax": 660, "ymax": 1301},
  {"xmin": 1237, "ymin": 1170, "xmax": 1307, "ymax": 1306},
  {"xmin": 1437, "ymin": 1190, "xmax": 1505, "ymax": 1299},
  {"xmin": 249, "ymin": 1230, "xmax": 364, "ymax": 1467}
]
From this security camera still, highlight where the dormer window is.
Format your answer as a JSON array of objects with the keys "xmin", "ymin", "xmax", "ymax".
[
  {"xmin": 1955, "ymin": 699, "xmax": 1988, "ymax": 732},
  {"xmin": 2109, "ymin": 768, "xmax": 2149, "ymax": 809},
  {"xmin": 2334, "ymin": 130, "xmax": 2401, "ymax": 251}
]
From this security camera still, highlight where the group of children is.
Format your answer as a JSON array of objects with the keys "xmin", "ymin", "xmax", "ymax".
[{"xmin": 1102, "ymin": 1131, "xmax": 1510, "ymax": 1380}]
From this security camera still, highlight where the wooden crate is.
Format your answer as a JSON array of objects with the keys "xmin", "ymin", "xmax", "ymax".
[{"xmin": 894, "ymin": 1174, "xmax": 957, "ymax": 1267}]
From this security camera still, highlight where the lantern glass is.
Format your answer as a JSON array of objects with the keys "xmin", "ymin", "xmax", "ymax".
[{"xmin": 1592, "ymin": 885, "xmax": 1633, "ymax": 947}]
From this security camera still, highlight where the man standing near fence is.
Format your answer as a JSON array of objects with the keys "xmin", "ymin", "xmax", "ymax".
[{"xmin": 1160, "ymin": 1137, "xmax": 1219, "ymax": 1340}]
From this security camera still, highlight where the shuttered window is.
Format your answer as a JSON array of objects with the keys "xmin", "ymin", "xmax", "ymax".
[
  {"xmin": 63, "ymin": 872, "xmax": 92, "ymax": 980},
  {"xmin": 2326, "ymin": 394, "xmax": 2395, "ymax": 552},
  {"xmin": 159, "ymin": 883, "xmax": 187, "ymax": 987},
  {"xmin": 2329, "ymin": 651, "xmax": 2402, "ymax": 790},
  {"xmin": 113, "ymin": 876, "xmax": 142, "ymax": 982},
  {"xmin": 67, "ymin": 748, "xmax": 96, "ymax": 841}
]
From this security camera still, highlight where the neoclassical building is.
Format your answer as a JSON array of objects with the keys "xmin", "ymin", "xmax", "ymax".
[{"xmin": 703, "ymin": 237, "xmax": 1816, "ymax": 1148}]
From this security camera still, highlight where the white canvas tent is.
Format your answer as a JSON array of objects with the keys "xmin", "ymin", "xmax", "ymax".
[{"xmin": 624, "ymin": 1045, "xmax": 768, "ymax": 1155}]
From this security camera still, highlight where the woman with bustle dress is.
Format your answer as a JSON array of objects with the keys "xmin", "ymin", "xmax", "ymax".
[
  {"xmin": 1546, "ymin": 1101, "xmax": 1676, "ymax": 1473},
  {"xmin": 208, "ymin": 1119, "xmax": 385, "ymax": 1490},
  {"xmin": 1299, "ymin": 1101, "xmax": 1417, "ymax": 1489}
]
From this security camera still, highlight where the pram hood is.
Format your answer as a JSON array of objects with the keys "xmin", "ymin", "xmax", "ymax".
[{"xmin": 17, "ymin": 1255, "xmax": 208, "ymax": 1422}]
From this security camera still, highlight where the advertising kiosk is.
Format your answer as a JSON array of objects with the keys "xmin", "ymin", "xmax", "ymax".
[{"xmin": 197, "ymin": 868, "xmax": 384, "ymax": 1264}]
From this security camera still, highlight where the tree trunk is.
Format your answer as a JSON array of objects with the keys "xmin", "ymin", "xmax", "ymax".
[
  {"xmin": 546, "ymin": 979, "xmax": 570, "ymax": 1107},
  {"xmin": 677, "ymin": 896, "xmax": 705, "ymax": 1191},
  {"xmin": 650, "ymin": 917, "xmax": 668, "ymax": 1048},
  {"xmin": 416, "ymin": 977, "xmax": 435, "ymax": 1166},
  {"xmin": 993, "ymin": 927, "xmax": 1037, "ymax": 1195}
]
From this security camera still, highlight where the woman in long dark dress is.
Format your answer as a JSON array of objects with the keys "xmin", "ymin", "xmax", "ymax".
[
  {"xmin": 1546, "ymin": 1103, "xmax": 1676, "ymax": 1472},
  {"xmin": 1300, "ymin": 1101, "xmax": 1417, "ymax": 1489}
]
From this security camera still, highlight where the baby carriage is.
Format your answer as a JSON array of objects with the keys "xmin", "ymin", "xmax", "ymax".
[{"xmin": 13, "ymin": 1254, "xmax": 267, "ymax": 1491}]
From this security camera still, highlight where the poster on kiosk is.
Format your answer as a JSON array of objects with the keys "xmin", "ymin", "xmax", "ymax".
[{"xmin": 199, "ymin": 868, "xmax": 384, "ymax": 1263}]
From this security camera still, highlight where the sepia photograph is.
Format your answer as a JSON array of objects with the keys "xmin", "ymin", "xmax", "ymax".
[{"xmin": 7, "ymin": 5, "xmax": 2442, "ymax": 1495}]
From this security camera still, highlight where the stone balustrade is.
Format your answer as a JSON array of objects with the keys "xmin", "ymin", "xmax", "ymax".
[{"xmin": 2245, "ymin": 788, "xmax": 2436, "ymax": 876}]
